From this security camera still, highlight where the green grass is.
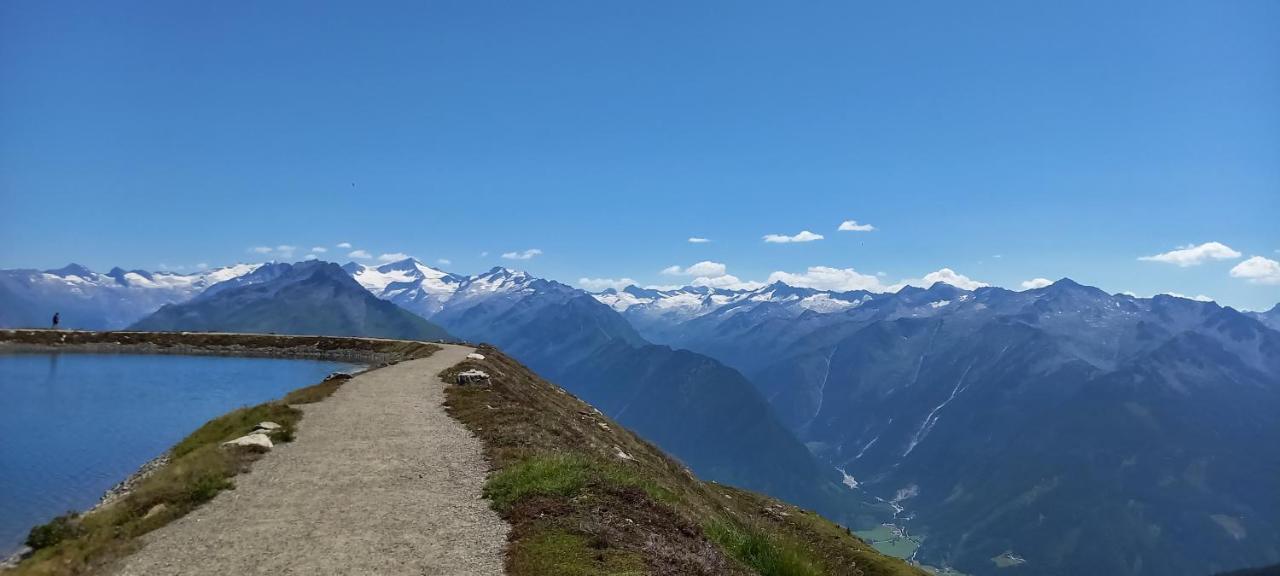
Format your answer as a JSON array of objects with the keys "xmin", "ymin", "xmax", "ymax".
[
  {"xmin": 171, "ymin": 403, "xmax": 300, "ymax": 458},
  {"xmin": 483, "ymin": 453, "xmax": 671, "ymax": 514},
  {"xmin": 704, "ymin": 520, "xmax": 825, "ymax": 576},
  {"xmin": 510, "ymin": 530, "xmax": 646, "ymax": 576},
  {"xmin": 282, "ymin": 373, "xmax": 351, "ymax": 405}
]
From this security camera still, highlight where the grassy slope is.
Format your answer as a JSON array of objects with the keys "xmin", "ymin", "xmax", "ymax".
[
  {"xmin": 9, "ymin": 341, "xmax": 440, "ymax": 576},
  {"xmin": 444, "ymin": 345, "xmax": 928, "ymax": 576}
]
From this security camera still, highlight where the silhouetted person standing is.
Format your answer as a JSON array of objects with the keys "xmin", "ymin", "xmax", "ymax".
[{"xmin": 51, "ymin": 312, "xmax": 59, "ymax": 329}]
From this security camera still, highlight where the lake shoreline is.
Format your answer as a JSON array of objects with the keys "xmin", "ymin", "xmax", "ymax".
[
  {"xmin": 0, "ymin": 330, "xmax": 445, "ymax": 571},
  {"xmin": 0, "ymin": 329, "xmax": 449, "ymax": 366}
]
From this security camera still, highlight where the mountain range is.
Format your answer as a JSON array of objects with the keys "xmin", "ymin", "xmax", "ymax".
[
  {"xmin": 343, "ymin": 259, "xmax": 881, "ymax": 528},
  {"xmin": 0, "ymin": 263, "xmax": 260, "ymax": 329},
  {"xmin": 594, "ymin": 277, "xmax": 1280, "ymax": 576},
  {"xmin": 3, "ymin": 259, "xmax": 1277, "ymax": 575},
  {"xmin": 130, "ymin": 261, "xmax": 450, "ymax": 341}
]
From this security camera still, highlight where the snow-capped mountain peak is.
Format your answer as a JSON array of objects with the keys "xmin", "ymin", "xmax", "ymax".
[{"xmin": 0, "ymin": 262, "xmax": 262, "ymax": 329}]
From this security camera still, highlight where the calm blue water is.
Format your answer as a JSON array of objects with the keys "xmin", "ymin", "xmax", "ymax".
[{"xmin": 0, "ymin": 353, "xmax": 356, "ymax": 555}]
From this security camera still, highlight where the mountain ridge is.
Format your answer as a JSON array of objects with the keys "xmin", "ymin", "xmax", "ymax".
[{"xmin": 129, "ymin": 261, "xmax": 450, "ymax": 341}]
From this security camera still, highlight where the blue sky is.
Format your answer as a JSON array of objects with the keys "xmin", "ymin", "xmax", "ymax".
[{"xmin": 2, "ymin": 1, "xmax": 1277, "ymax": 310}]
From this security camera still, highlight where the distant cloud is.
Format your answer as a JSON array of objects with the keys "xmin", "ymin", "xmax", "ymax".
[
  {"xmin": 248, "ymin": 245, "xmax": 297, "ymax": 259},
  {"xmin": 348, "ymin": 249, "xmax": 372, "ymax": 259},
  {"xmin": 196, "ymin": 263, "xmax": 209, "ymax": 270},
  {"xmin": 1139, "ymin": 242, "xmax": 1241, "ymax": 267},
  {"xmin": 688, "ymin": 237, "xmax": 711, "ymax": 243},
  {"xmin": 761, "ymin": 266, "xmax": 985, "ymax": 293},
  {"xmin": 763, "ymin": 230, "xmax": 824, "ymax": 243},
  {"xmin": 311, "ymin": 246, "xmax": 328, "ymax": 253},
  {"xmin": 1163, "ymin": 292, "xmax": 1214, "ymax": 302},
  {"xmin": 661, "ymin": 260, "xmax": 760, "ymax": 290},
  {"xmin": 336, "ymin": 242, "xmax": 352, "ymax": 249},
  {"xmin": 437, "ymin": 258, "xmax": 452, "ymax": 266},
  {"xmin": 480, "ymin": 251, "xmax": 490, "ymax": 258},
  {"xmin": 767, "ymin": 266, "xmax": 884, "ymax": 292},
  {"xmin": 694, "ymin": 274, "xmax": 763, "ymax": 290},
  {"xmin": 578, "ymin": 277, "xmax": 637, "ymax": 291},
  {"xmin": 837, "ymin": 220, "xmax": 876, "ymax": 232},
  {"xmin": 304, "ymin": 254, "xmax": 318, "ymax": 261},
  {"xmin": 502, "ymin": 248, "xmax": 543, "ymax": 260},
  {"xmin": 377, "ymin": 252, "xmax": 412, "ymax": 263},
  {"xmin": 662, "ymin": 261, "xmax": 727, "ymax": 277},
  {"xmin": 1230, "ymin": 256, "xmax": 1280, "ymax": 285},
  {"xmin": 1020, "ymin": 278, "xmax": 1053, "ymax": 290},
  {"xmin": 890, "ymin": 268, "xmax": 988, "ymax": 291}
]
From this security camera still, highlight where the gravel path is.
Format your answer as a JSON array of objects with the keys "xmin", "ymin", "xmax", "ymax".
[{"xmin": 113, "ymin": 344, "xmax": 508, "ymax": 576}]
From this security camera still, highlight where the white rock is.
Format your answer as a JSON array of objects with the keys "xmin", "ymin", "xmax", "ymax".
[
  {"xmin": 254, "ymin": 421, "xmax": 282, "ymax": 431},
  {"xmin": 466, "ymin": 353, "xmax": 486, "ymax": 360},
  {"xmin": 456, "ymin": 369, "xmax": 491, "ymax": 385},
  {"xmin": 222, "ymin": 433, "xmax": 273, "ymax": 450}
]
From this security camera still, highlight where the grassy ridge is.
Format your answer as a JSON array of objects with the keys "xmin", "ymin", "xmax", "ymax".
[
  {"xmin": 444, "ymin": 346, "xmax": 928, "ymax": 576},
  {"xmin": 10, "ymin": 369, "xmax": 365, "ymax": 575}
]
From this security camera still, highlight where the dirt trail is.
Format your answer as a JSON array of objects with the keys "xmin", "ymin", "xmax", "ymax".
[{"xmin": 113, "ymin": 344, "xmax": 508, "ymax": 575}]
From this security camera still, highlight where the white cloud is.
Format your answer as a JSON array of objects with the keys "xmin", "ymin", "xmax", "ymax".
[
  {"xmin": 767, "ymin": 266, "xmax": 885, "ymax": 292},
  {"xmin": 377, "ymin": 252, "xmax": 412, "ymax": 263},
  {"xmin": 336, "ymin": 242, "xmax": 352, "ymax": 249},
  {"xmin": 348, "ymin": 249, "xmax": 372, "ymax": 259},
  {"xmin": 304, "ymin": 254, "xmax": 318, "ymax": 261},
  {"xmin": 578, "ymin": 277, "xmax": 638, "ymax": 291},
  {"xmin": 1163, "ymin": 292, "xmax": 1214, "ymax": 302},
  {"xmin": 661, "ymin": 261, "xmax": 727, "ymax": 277},
  {"xmin": 763, "ymin": 230, "xmax": 824, "ymax": 243},
  {"xmin": 1139, "ymin": 242, "xmax": 1241, "ymax": 267},
  {"xmin": 502, "ymin": 248, "xmax": 542, "ymax": 260},
  {"xmin": 837, "ymin": 220, "xmax": 876, "ymax": 232},
  {"xmin": 1020, "ymin": 278, "xmax": 1053, "ymax": 290},
  {"xmin": 658, "ymin": 261, "xmax": 761, "ymax": 290},
  {"xmin": 196, "ymin": 262, "xmax": 209, "ymax": 270},
  {"xmin": 311, "ymin": 246, "xmax": 328, "ymax": 253},
  {"xmin": 1230, "ymin": 256, "xmax": 1280, "ymax": 285},
  {"xmin": 890, "ymin": 268, "xmax": 988, "ymax": 291},
  {"xmin": 480, "ymin": 251, "xmax": 490, "ymax": 258},
  {"xmin": 761, "ymin": 266, "xmax": 985, "ymax": 292},
  {"xmin": 437, "ymin": 258, "xmax": 452, "ymax": 266},
  {"xmin": 249, "ymin": 245, "xmax": 298, "ymax": 259},
  {"xmin": 693, "ymin": 274, "xmax": 763, "ymax": 290},
  {"xmin": 688, "ymin": 237, "xmax": 711, "ymax": 243}
]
